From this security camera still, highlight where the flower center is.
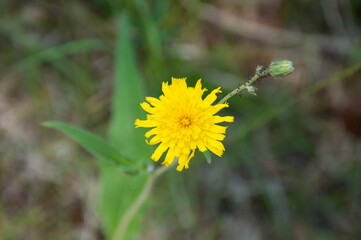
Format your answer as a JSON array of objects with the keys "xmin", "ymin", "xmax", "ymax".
[{"xmin": 180, "ymin": 116, "xmax": 191, "ymax": 127}]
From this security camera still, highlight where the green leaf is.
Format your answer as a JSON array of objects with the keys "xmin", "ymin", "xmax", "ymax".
[
  {"xmin": 98, "ymin": 12, "xmax": 153, "ymax": 240},
  {"xmin": 107, "ymin": 14, "xmax": 151, "ymax": 162},
  {"xmin": 203, "ymin": 150, "xmax": 212, "ymax": 164},
  {"xmin": 42, "ymin": 121, "xmax": 141, "ymax": 172}
]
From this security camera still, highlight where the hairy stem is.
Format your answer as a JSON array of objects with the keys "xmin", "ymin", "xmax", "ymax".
[{"xmin": 217, "ymin": 69, "xmax": 269, "ymax": 105}]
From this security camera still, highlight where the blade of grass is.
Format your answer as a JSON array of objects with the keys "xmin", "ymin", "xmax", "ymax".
[
  {"xmin": 24, "ymin": 67, "xmax": 42, "ymax": 96},
  {"xmin": 13, "ymin": 38, "xmax": 107, "ymax": 71},
  {"xmin": 133, "ymin": 0, "xmax": 161, "ymax": 59},
  {"xmin": 133, "ymin": 0, "xmax": 162, "ymax": 81},
  {"xmin": 51, "ymin": 59, "xmax": 96, "ymax": 94}
]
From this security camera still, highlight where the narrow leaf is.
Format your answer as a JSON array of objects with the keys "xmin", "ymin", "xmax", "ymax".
[
  {"xmin": 99, "ymin": 13, "xmax": 153, "ymax": 240},
  {"xmin": 42, "ymin": 121, "xmax": 140, "ymax": 171},
  {"xmin": 108, "ymin": 14, "xmax": 151, "ymax": 161},
  {"xmin": 14, "ymin": 38, "xmax": 106, "ymax": 71}
]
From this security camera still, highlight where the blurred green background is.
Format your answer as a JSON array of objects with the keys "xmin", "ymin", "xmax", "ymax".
[{"xmin": 1, "ymin": 0, "xmax": 361, "ymax": 239}]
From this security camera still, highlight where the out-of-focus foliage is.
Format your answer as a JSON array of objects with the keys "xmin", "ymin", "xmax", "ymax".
[
  {"xmin": 98, "ymin": 13, "xmax": 152, "ymax": 239},
  {"xmin": 1, "ymin": 0, "xmax": 360, "ymax": 239}
]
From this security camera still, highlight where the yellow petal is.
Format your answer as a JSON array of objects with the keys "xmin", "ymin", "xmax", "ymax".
[
  {"xmin": 189, "ymin": 140, "xmax": 197, "ymax": 150},
  {"xmin": 151, "ymin": 143, "xmax": 168, "ymax": 162},
  {"xmin": 207, "ymin": 132, "xmax": 225, "ymax": 141},
  {"xmin": 135, "ymin": 119, "xmax": 158, "ymax": 128},
  {"xmin": 140, "ymin": 102, "xmax": 155, "ymax": 114},
  {"xmin": 172, "ymin": 77, "xmax": 187, "ymax": 90},
  {"xmin": 209, "ymin": 103, "xmax": 228, "ymax": 115},
  {"xmin": 162, "ymin": 82, "xmax": 171, "ymax": 97},
  {"xmin": 148, "ymin": 135, "xmax": 161, "ymax": 145},
  {"xmin": 212, "ymin": 116, "xmax": 234, "ymax": 123},
  {"xmin": 206, "ymin": 145, "xmax": 223, "ymax": 157},
  {"xmin": 206, "ymin": 140, "xmax": 225, "ymax": 157},
  {"xmin": 145, "ymin": 128, "xmax": 159, "ymax": 138},
  {"xmin": 204, "ymin": 87, "xmax": 221, "ymax": 105},
  {"xmin": 194, "ymin": 79, "xmax": 207, "ymax": 97},
  {"xmin": 209, "ymin": 125, "xmax": 227, "ymax": 134},
  {"xmin": 187, "ymin": 149, "xmax": 195, "ymax": 162},
  {"xmin": 176, "ymin": 154, "xmax": 187, "ymax": 172},
  {"xmin": 196, "ymin": 140, "xmax": 207, "ymax": 152},
  {"xmin": 146, "ymin": 97, "xmax": 161, "ymax": 107},
  {"xmin": 163, "ymin": 150, "xmax": 176, "ymax": 166}
]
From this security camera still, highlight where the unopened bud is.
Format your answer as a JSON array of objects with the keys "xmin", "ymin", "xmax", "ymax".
[{"xmin": 269, "ymin": 59, "xmax": 294, "ymax": 78}]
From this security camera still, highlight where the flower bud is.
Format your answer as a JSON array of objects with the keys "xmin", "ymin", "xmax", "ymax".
[{"xmin": 269, "ymin": 59, "xmax": 294, "ymax": 78}]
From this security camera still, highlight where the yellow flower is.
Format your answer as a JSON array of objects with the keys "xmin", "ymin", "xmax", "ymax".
[{"xmin": 135, "ymin": 77, "xmax": 234, "ymax": 171}]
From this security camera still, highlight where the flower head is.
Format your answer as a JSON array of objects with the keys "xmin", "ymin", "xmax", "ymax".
[{"xmin": 135, "ymin": 77, "xmax": 234, "ymax": 171}]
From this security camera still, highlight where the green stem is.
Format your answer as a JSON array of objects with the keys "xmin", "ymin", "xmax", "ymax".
[
  {"xmin": 111, "ymin": 163, "xmax": 174, "ymax": 240},
  {"xmin": 217, "ymin": 69, "xmax": 269, "ymax": 105}
]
